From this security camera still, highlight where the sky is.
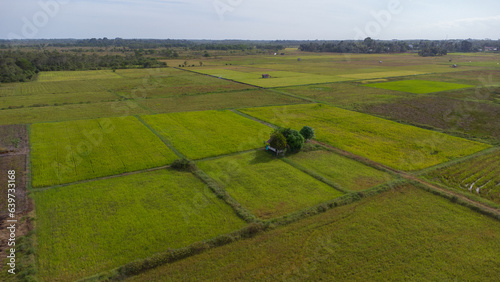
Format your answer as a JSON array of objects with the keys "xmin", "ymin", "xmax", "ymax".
[{"xmin": 1, "ymin": 0, "xmax": 499, "ymax": 40}]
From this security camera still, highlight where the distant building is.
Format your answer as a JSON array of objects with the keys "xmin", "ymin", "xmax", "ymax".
[
  {"xmin": 484, "ymin": 46, "xmax": 498, "ymax": 51},
  {"xmin": 262, "ymin": 74, "xmax": 270, "ymax": 78}
]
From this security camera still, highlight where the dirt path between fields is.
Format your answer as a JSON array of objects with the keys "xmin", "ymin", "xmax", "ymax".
[
  {"xmin": 0, "ymin": 125, "xmax": 33, "ymax": 269},
  {"xmin": 230, "ymin": 109, "xmax": 278, "ymax": 128}
]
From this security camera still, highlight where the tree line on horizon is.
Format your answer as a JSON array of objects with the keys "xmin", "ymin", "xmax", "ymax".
[
  {"xmin": 298, "ymin": 38, "xmax": 498, "ymax": 56},
  {"xmin": 0, "ymin": 50, "xmax": 166, "ymax": 83}
]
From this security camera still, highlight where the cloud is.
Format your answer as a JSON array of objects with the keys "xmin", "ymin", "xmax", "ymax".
[{"xmin": 437, "ymin": 15, "xmax": 500, "ymax": 29}]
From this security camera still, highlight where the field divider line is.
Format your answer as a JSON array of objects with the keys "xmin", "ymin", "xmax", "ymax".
[
  {"xmin": 192, "ymin": 168, "xmax": 260, "ymax": 223},
  {"xmin": 230, "ymin": 109, "xmax": 280, "ymax": 129},
  {"xmin": 280, "ymin": 157, "xmax": 351, "ymax": 194},
  {"xmin": 194, "ymin": 147, "xmax": 265, "ymax": 163},
  {"xmin": 30, "ymin": 164, "xmax": 172, "ymax": 192},
  {"xmin": 310, "ymin": 140, "xmax": 500, "ymax": 215},
  {"xmin": 408, "ymin": 178, "xmax": 500, "ymax": 220},
  {"xmin": 131, "ymin": 99, "xmax": 157, "ymax": 115},
  {"xmin": 309, "ymin": 140, "xmax": 402, "ymax": 175},
  {"xmin": 413, "ymin": 176, "xmax": 500, "ymax": 210},
  {"xmin": 265, "ymin": 88, "xmax": 328, "ymax": 104},
  {"xmin": 413, "ymin": 146, "xmax": 500, "ymax": 176},
  {"xmin": 134, "ymin": 115, "xmax": 185, "ymax": 159}
]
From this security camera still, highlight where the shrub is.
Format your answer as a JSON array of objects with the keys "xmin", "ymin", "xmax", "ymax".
[
  {"xmin": 286, "ymin": 130, "xmax": 305, "ymax": 152},
  {"xmin": 269, "ymin": 131, "xmax": 287, "ymax": 151},
  {"xmin": 300, "ymin": 126, "xmax": 315, "ymax": 140}
]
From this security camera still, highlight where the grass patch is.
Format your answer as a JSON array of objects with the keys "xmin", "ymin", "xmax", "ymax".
[
  {"xmin": 423, "ymin": 149, "xmax": 500, "ymax": 204},
  {"xmin": 0, "ymin": 91, "xmax": 119, "ymax": 110},
  {"xmin": 197, "ymin": 150, "xmax": 344, "ymax": 219},
  {"xmin": 360, "ymin": 96, "xmax": 500, "ymax": 142},
  {"xmin": 240, "ymin": 104, "xmax": 491, "ymax": 171},
  {"xmin": 191, "ymin": 68, "xmax": 348, "ymax": 87},
  {"xmin": 33, "ymin": 169, "xmax": 246, "ymax": 281},
  {"xmin": 365, "ymin": 79, "xmax": 474, "ymax": 94},
  {"xmin": 128, "ymin": 184, "xmax": 500, "ymax": 281},
  {"xmin": 275, "ymin": 82, "xmax": 413, "ymax": 109},
  {"xmin": 31, "ymin": 116, "xmax": 177, "ymax": 187},
  {"xmin": 339, "ymin": 70, "xmax": 426, "ymax": 79},
  {"xmin": 37, "ymin": 70, "xmax": 122, "ymax": 82},
  {"xmin": 286, "ymin": 149, "xmax": 395, "ymax": 191},
  {"xmin": 0, "ymin": 101, "xmax": 153, "ymax": 125},
  {"xmin": 137, "ymin": 89, "xmax": 309, "ymax": 113},
  {"xmin": 141, "ymin": 110, "xmax": 271, "ymax": 159}
]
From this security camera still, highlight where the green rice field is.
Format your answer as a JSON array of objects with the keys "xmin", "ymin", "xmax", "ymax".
[
  {"xmin": 1, "ymin": 51, "xmax": 498, "ymax": 281},
  {"xmin": 197, "ymin": 150, "xmax": 344, "ymax": 219},
  {"xmin": 34, "ymin": 169, "xmax": 246, "ymax": 281},
  {"xmin": 423, "ymin": 149, "xmax": 500, "ymax": 204},
  {"xmin": 365, "ymin": 80, "xmax": 474, "ymax": 94},
  {"xmin": 240, "ymin": 104, "xmax": 491, "ymax": 171},
  {"xmin": 31, "ymin": 116, "xmax": 177, "ymax": 187},
  {"xmin": 286, "ymin": 148, "xmax": 395, "ymax": 191},
  {"xmin": 129, "ymin": 185, "xmax": 500, "ymax": 281},
  {"xmin": 141, "ymin": 110, "xmax": 271, "ymax": 159}
]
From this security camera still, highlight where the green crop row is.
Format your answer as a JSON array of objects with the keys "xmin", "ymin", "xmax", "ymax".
[
  {"xmin": 31, "ymin": 116, "xmax": 177, "ymax": 187},
  {"xmin": 240, "ymin": 104, "xmax": 490, "ymax": 171}
]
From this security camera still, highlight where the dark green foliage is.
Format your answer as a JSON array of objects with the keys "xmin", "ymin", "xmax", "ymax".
[
  {"xmin": 286, "ymin": 130, "xmax": 305, "ymax": 152},
  {"xmin": 418, "ymin": 46, "xmax": 447, "ymax": 57},
  {"xmin": 273, "ymin": 127, "xmax": 306, "ymax": 153},
  {"xmin": 171, "ymin": 158, "xmax": 196, "ymax": 171},
  {"xmin": 299, "ymin": 126, "xmax": 315, "ymax": 140},
  {"xmin": 269, "ymin": 131, "xmax": 287, "ymax": 151},
  {"xmin": 0, "ymin": 50, "xmax": 166, "ymax": 83}
]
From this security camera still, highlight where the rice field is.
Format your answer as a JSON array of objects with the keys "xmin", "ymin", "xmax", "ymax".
[
  {"xmin": 37, "ymin": 70, "xmax": 122, "ymax": 82},
  {"xmin": 190, "ymin": 67, "xmax": 348, "ymax": 88},
  {"xmin": 365, "ymin": 80, "xmax": 474, "ymax": 94},
  {"xmin": 240, "ymin": 104, "xmax": 491, "ymax": 171},
  {"xmin": 137, "ymin": 89, "xmax": 309, "ymax": 113},
  {"xmin": 34, "ymin": 169, "xmax": 246, "ymax": 281},
  {"xmin": 286, "ymin": 148, "xmax": 395, "ymax": 191},
  {"xmin": 423, "ymin": 149, "xmax": 500, "ymax": 204},
  {"xmin": 31, "ymin": 116, "xmax": 177, "ymax": 187},
  {"xmin": 0, "ymin": 100, "xmax": 153, "ymax": 125},
  {"xmin": 141, "ymin": 110, "xmax": 271, "ymax": 159},
  {"xmin": 274, "ymin": 82, "xmax": 413, "ymax": 109},
  {"xmin": 197, "ymin": 150, "xmax": 344, "ymax": 219},
  {"xmin": 0, "ymin": 91, "xmax": 118, "ymax": 110},
  {"xmin": 129, "ymin": 185, "xmax": 500, "ymax": 281}
]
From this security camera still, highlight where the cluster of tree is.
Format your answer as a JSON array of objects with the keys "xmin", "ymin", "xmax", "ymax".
[
  {"xmin": 3, "ymin": 38, "xmax": 286, "ymax": 52},
  {"xmin": 190, "ymin": 44, "xmax": 252, "ymax": 51},
  {"xmin": 0, "ymin": 50, "xmax": 165, "ymax": 83},
  {"xmin": 418, "ymin": 42, "xmax": 448, "ymax": 57},
  {"xmin": 256, "ymin": 44, "xmax": 285, "ymax": 52},
  {"xmin": 268, "ymin": 126, "xmax": 315, "ymax": 155},
  {"xmin": 299, "ymin": 38, "xmax": 410, "ymax": 54},
  {"xmin": 299, "ymin": 38, "xmax": 499, "ymax": 56}
]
